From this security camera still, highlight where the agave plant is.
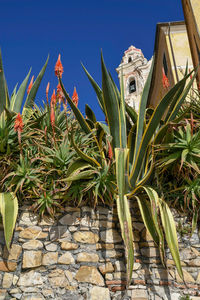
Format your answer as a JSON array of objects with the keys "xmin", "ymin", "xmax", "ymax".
[
  {"xmin": 0, "ymin": 193, "xmax": 18, "ymax": 250},
  {"xmin": 59, "ymin": 53, "xmax": 196, "ymax": 286}
]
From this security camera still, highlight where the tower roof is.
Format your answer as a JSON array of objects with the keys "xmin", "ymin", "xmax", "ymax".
[{"xmin": 124, "ymin": 45, "xmax": 142, "ymax": 55}]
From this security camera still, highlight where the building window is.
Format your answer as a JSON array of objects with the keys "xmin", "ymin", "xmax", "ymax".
[
  {"xmin": 128, "ymin": 57, "xmax": 132, "ymax": 63},
  {"xmin": 129, "ymin": 79, "xmax": 136, "ymax": 93},
  {"xmin": 163, "ymin": 53, "xmax": 168, "ymax": 75}
]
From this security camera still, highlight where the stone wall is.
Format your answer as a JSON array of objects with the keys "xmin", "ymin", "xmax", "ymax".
[{"xmin": 0, "ymin": 203, "xmax": 200, "ymax": 300}]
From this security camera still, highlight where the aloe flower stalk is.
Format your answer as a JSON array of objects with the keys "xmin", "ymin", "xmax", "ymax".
[
  {"xmin": 50, "ymin": 106, "xmax": 55, "ymax": 127},
  {"xmin": 46, "ymin": 82, "xmax": 50, "ymax": 104},
  {"xmin": 57, "ymin": 83, "xmax": 65, "ymax": 105},
  {"xmin": 55, "ymin": 54, "xmax": 64, "ymax": 78},
  {"xmin": 14, "ymin": 113, "xmax": 24, "ymax": 155},
  {"xmin": 51, "ymin": 89, "xmax": 57, "ymax": 107},
  {"xmin": 44, "ymin": 125, "xmax": 47, "ymax": 144},
  {"xmin": 107, "ymin": 140, "xmax": 113, "ymax": 160},
  {"xmin": 72, "ymin": 87, "xmax": 79, "ymax": 107},
  {"xmin": 27, "ymin": 76, "xmax": 34, "ymax": 94},
  {"xmin": 57, "ymin": 82, "xmax": 68, "ymax": 131},
  {"xmin": 50, "ymin": 90, "xmax": 56, "ymax": 144}
]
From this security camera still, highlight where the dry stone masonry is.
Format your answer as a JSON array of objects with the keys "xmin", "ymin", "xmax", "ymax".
[{"xmin": 0, "ymin": 203, "xmax": 200, "ymax": 299}]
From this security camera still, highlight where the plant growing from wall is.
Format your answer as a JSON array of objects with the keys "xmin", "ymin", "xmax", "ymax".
[
  {"xmin": 0, "ymin": 50, "xmax": 48, "ymax": 249},
  {"xmin": 59, "ymin": 53, "xmax": 196, "ymax": 286},
  {"xmin": 0, "ymin": 53, "xmax": 116, "ymax": 250}
]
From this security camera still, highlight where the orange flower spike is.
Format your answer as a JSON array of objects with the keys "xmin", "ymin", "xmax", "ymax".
[
  {"xmin": 14, "ymin": 113, "xmax": 24, "ymax": 132},
  {"xmin": 107, "ymin": 140, "xmax": 113, "ymax": 160},
  {"xmin": 27, "ymin": 76, "xmax": 34, "ymax": 94},
  {"xmin": 72, "ymin": 87, "xmax": 79, "ymax": 107},
  {"xmin": 50, "ymin": 107, "xmax": 55, "ymax": 127},
  {"xmin": 55, "ymin": 54, "xmax": 64, "ymax": 78},
  {"xmin": 51, "ymin": 89, "xmax": 57, "ymax": 107},
  {"xmin": 162, "ymin": 68, "xmax": 170, "ymax": 89},
  {"xmin": 46, "ymin": 82, "xmax": 50, "ymax": 103},
  {"xmin": 57, "ymin": 83, "xmax": 65, "ymax": 105},
  {"xmin": 57, "ymin": 83, "xmax": 62, "ymax": 94}
]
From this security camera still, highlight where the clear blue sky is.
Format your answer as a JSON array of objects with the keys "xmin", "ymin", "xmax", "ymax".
[{"xmin": 1, "ymin": 0, "xmax": 184, "ymax": 120}]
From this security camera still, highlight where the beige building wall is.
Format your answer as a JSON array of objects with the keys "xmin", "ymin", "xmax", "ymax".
[
  {"xmin": 182, "ymin": 0, "xmax": 200, "ymax": 86},
  {"xmin": 148, "ymin": 0, "xmax": 200, "ymax": 108},
  {"xmin": 147, "ymin": 23, "xmax": 186, "ymax": 108},
  {"xmin": 189, "ymin": 0, "xmax": 200, "ymax": 32},
  {"xmin": 166, "ymin": 29, "xmax": 193, "ymax": 80}
]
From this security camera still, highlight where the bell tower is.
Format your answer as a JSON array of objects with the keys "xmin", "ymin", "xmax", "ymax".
[{"xmin": 116, "ymin": 45, "xmax": 152, "ymax": 112}]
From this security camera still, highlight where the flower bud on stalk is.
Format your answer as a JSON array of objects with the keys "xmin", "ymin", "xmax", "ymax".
[
  {"xmin": 27, "ymin": 76, "xmax": 34, "ymax": 94},
  {"xmin": 50, "ymin": 90, "xmax": 56, "ymax": 143},
  {"xmin": 107, "ymin": 140, "xmax": 113, "ymax": 160},
  {"xmin": 55, "ymin": 54, "xmax": 64, "ymax": 78},
  {"xmin": 14, "ymin": 113, "xmax": 24, "ymax": 155},
  {"xmin": 57, "ymin": 83, "xmax": 65, "ymax": 105},
  {"xmin": 51, "ymin": 89, "xmax": 57, "ymax": 107},
  {"xmin": 72, "ymin": 87, "xmax": 79, "ymax": 107},
  {"xmin": 46, "ymin": 82, "xmax": 50, "ymax": 104}
]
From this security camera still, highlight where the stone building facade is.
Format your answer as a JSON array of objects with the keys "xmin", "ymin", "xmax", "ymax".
[{"xmin": 116, "ymin": 45, "xmax": 152, "ymax": 112}]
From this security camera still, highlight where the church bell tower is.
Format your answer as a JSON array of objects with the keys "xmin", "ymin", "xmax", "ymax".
[{"xmin": 116, "ymin": 45, "xmax": 152, "ymax": 112}]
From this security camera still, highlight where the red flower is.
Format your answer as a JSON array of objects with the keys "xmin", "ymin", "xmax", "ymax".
[
  {"xmin": 51, "ymin": 89, "xmax": 57, "ymax": 107},
  {"xmin": 46, "ymin": 82, "xmax": 50, "ymax": 99},
  {"xmin": 46, "ymin": 82, "xmax": 50, "ymax": 104},
  {"xmin": 162, "ymin": 68, "xmax": 170, "ymax": 89},
  {"xmin": 57, "ymin": 83, "xmax": 65, "ymax": 104},
  {"xmin": 27, "ymin": 76, "xmax": 34, "ymax": 94},
  {"xmin": 72, "ymin": 87, "xmax": 79, "ymax": 107},
  {"xmin": 14, "ymin": 113, "xmax": 24, "ymax": 132},
  {"xmin": 107, "ymin": 140, "xmax": 113, "ymax": 160},
  {"xmin": 55, "ymin": 54, "xmax": 64, "ymax": 78},
  {"xmin": 50, "ymin": 107, "xmax": 55, "ymax": 127}
]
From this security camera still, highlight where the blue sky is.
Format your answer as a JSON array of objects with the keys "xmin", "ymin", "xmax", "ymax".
[{"xmin": 1, "ymin": 0, "xmax": 184, "ymax": 120}]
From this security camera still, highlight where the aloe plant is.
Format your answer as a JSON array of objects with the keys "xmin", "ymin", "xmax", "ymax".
[
  {"xmin": 0, "ymin": 49, "xmax": 49, "ymax": 130},
  {"xmin": 155, "ymin": 118, "xmax": 200, "ymax": 235},
  {"xmin": 0, "ymin": 50, "xmax": 48, "ymax": 249},
  {"xmin": 60, "ymin": 53, "xmax": 196, "ymax": 286}
]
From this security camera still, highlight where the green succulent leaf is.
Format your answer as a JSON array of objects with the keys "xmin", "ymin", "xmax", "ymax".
[
  {"xmin": 10, "ymin": 69, "xmax": 31, "ymax": 113},
  {"xmin": 159, "ymin": 199, "xmax": 183, "ymax": 280},
  {"xmin": 0, "ymin": 192, "xmax": 18, "ymax": 250},
  {"xmin": 23, "ymin": 55, "xmax": 49, "ymax": 113},
  {"xmin": 101, "ymin": 52, "xmax": 120, "ymax": 150},
  {"xmin": 115, "ymin": 148, "xmax": 134, "ymax": 286},
  {"xmin": 63, "ymin": 170, "xmax": 95, "ymax": 182},
  {"xmin": 59, "ymin": 79, "xmax": 92, "ymax": 135},
  {"xmin": 0, "ymin": 49, "xmax": 10, "ymax": 115},
  {"xmin": 129, "ymin": 71, "xmax": 193, "ymax": 188},
  {"xmin": 85, "ymin": 104, "xmax": 97, "ymax": 124},
  {"xmin": 82, "ymin": 63, "xmax": 105, "ymax": 113},
  {"xmin": 133, "ymin": 55, "xmax": 154, "ymax": 165},
  {"xmin": 66, "ymin": 159, "xmax": 91, "ymax": 178},
  {"xmin": 71, "ymin": 133, "xmax": 101, "ymax": 167}
]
